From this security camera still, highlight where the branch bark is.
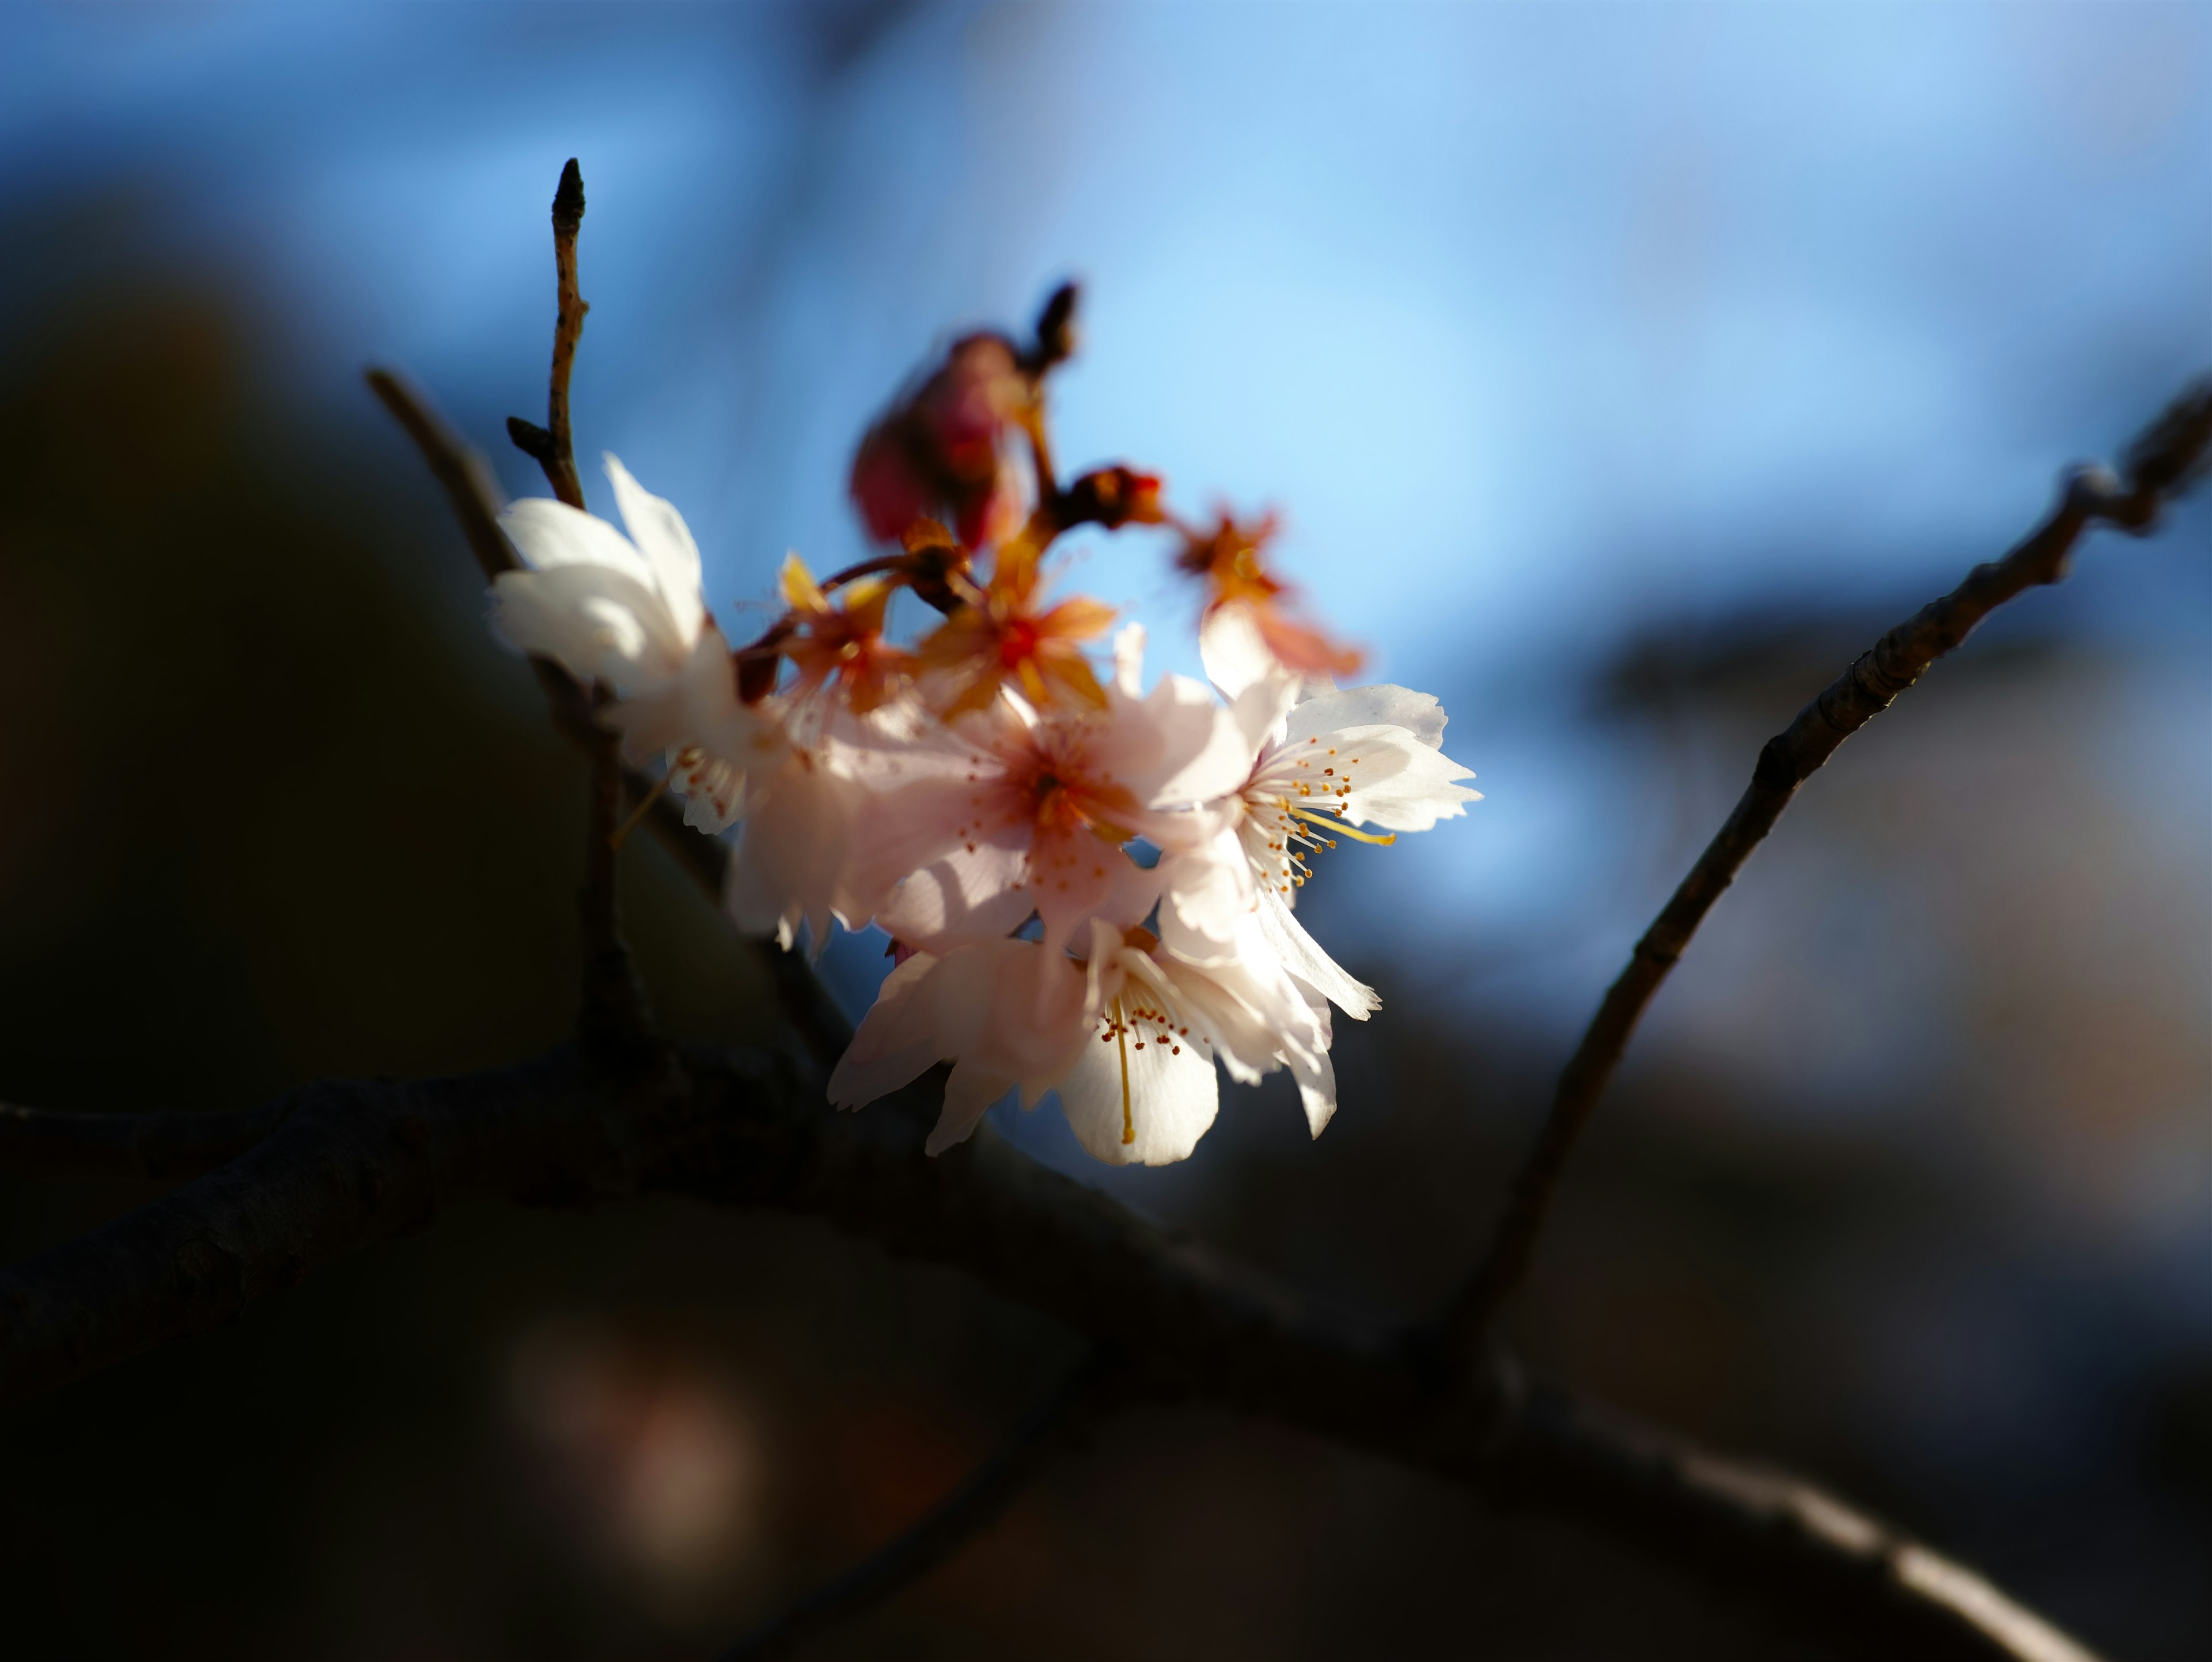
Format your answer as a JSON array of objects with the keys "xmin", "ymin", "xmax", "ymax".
[
  {"xmin": 0, "ymin": 1101, "xmax": 296, "ymax": 1183},
  {"xmin": 0, "ymin": 1043, "xmax": 2108, "ymax": 1661},
  {"xmin": 1442, "ymin": 378, "xmax": 2212, "ymax": 1353},
  {"xmin": 363, "ymin": 368, "xmax": 853, "ymax": 1070}
]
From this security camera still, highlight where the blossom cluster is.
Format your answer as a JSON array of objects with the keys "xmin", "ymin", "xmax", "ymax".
[{"xmin": 490, "ymin": 295, "xmax": 1478, "ymax": 1167}]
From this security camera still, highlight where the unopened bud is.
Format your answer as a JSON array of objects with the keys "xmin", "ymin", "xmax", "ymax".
[
  {"xmin": 850, "ymin": 334, "xmax": 1031, "ymax": 550},
  {"xmin": 1029, "ymin": 281, "xmax": 1081, "ymax": 373},
  {"xmin": 1059, "ymin": 465, "xmax": 1164, "ymax": 532}
]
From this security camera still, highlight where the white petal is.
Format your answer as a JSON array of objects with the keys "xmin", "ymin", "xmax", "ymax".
[
  {"xmin": 1157, "ymin": 826, "xmax": 1256, "ymax": 966},
  {"xmin": 1120, "ymin": 674, "xmax": 1253, "ymax": 812},
  {"xmin": 1198, "ymin": 603, "xmax": 1274, "ymax": 700},
  {"xmin": 500, "ymin": 497, "xmax": 659, "ymax": 589},
  {"xmin": 1112, "ymin": 622, "xmax": 1147, "ymax": 695},
  {"xmin": 1287, "ymin": 1029, "xmax": 1337, "ymax": 1138},
  {"xmin": 926, "ymin": 1064, "xmax": 1017, "ymax": 1154},
  {"xmin": 1332, "ymin": 728, "xmax": 1480, "ymax": 831},
  {"xmin": 1228, "ymin": 672, "xmax": 1299, "ymax": 755},
  {"xmin": 1289, "ymin": 684, "xmax": 1449, "ymax": 749},
  {"xmin": 726, "ymin": 756, "xmax": 866, "ymax": 952},
  {"xmin": 1056, "ymin": 1028, "xmax": 1219, "ymax": 1167},
  {"xmin": 491, "ymin": 563, "xmax": 689, "ymax": 690},
  {"xmin": 826, "ymin": 950, "xmax": 944, "ymax": 1108},
  {"xmin": 603, "ymin": 454, "xmax": 706, "ymax": 646},
  {"xmin": 1255, "ymin": 886, "xmax": 1379, "ymax": 1020}
]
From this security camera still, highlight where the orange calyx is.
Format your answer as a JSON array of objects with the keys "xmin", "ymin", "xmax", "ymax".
[
  {"xmin": 777, "ymin": 555, "xmax": 916, "ymax": 714},
  {"xmin": 918, "ymin": 551, "xmax": 1114, "ymax": 718},
  {"xmin": 1177, "ymin": 511, "xmax": 1363, "ymax": 682}
]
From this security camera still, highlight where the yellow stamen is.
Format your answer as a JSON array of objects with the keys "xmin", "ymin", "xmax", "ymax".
[
  {"xmin": 1290, "ymin": 807, "xmax": 1396, "ymax": 845},
  {"xmin": 1115, "ymin": 995, "xmax": 1134, "ymax": 1145},
  {"xmin": 609, "ymin": 772, "xmax": 673, "ymax": 849}
]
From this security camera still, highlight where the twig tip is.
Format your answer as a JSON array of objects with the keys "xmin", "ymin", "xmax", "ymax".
[{"xmin": 554, "ymin": 158, "xmax": 586, "ymax": 232}]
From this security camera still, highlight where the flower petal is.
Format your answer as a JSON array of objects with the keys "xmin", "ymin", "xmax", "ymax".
[
  {"xmin": 604, "ymin": 454, "xmax": 706, "ymax": 645},
  {"xmin": 1254, "ymin": 886, "xmax": 1380, "ymax": 1020},
  {"xmin": 1056, "ymin": 1027, "xmax": 1219, "ymax": 1167}
]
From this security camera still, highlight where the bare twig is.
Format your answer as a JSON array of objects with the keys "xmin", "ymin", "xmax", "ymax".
[
  {"xmin": 1442, "ymin": 377, "xmax": 2212, "ymax": 1353},
  {"xmin": 505, "ymin": 157, "xmax": 590, "ymax": 510},
  {"xmin": 720, "ymin": 1348, "xmax": 1124, "ymax": 1661},
  {"xmin": 0, "ymin": 1044, "xmax": 2106, "ymax": 1661},
  {"xmin": 0, "ymin": 1100, "xmax": 295, "ymax": 1182},
  {"xmin": 364, "ymin": 369, "xmax": 854, "ymax": 1070}
]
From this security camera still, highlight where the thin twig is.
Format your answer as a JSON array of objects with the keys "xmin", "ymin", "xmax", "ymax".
[
  {"xmin": 496, "ymin": 159, "xmax": 651, "ymax": 1052},
  {"xmin": 364, "ymin": 369, "xmax": 854, "ymax": 1069},
  {"xmin": 0, "ymin": 1044, "xmax": 2109, "ymax": 1661},
  {"xmin": 0, "ymin": 1100, "xmax": 296, "ymax": 1182},
  {"xmin": 506, "ymin": 158, "xmax": 590, "ymax": 511},
  {"xmin": 720, "ymin": 1349, "xmax": 1124, "ymax": 1661},
  {"xmin": 1442, "ymin": 378, "xmax": 2212, "ymax": 1354}
]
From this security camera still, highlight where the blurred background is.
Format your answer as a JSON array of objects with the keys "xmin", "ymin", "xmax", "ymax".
[{"xmin": 1, "ymin": 2, "xmax": 2207, "ymax": 1657}]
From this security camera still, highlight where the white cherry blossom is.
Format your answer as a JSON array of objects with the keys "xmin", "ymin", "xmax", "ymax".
[
  {"xmin": 493, "ymin": 455, "xmax": 752, "ymax": 831},
  {"xmin": 1190, "ymin": 670, "xmax": 1481, "ymax": 1021},
  {"xmin": 827, "ymin": 915, "xmax": 1334, "ymax": 1167},
  {"xmin": 843, "ymin": 630, "xmax": 1249, "ymax": 956}
]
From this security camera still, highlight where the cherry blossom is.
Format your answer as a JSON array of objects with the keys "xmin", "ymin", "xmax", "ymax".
[
  {"xmin": 828, "ymin": 917, "xmax": 1332, "ymax": 1166},
  {"xmin": 846, "ymin": 632, "xmax": 1250, "ymax": 957},
  {"xmin": 1178, "ymin": 513, "xmax": 1362, "ymax": 698},
  {"xmin": 1202, "ymin": 672, "xmax": 1480, "ymax": 1020},
  {"xmin": 493, "ymin": 455, "xmax": 752, "ymax": 831},
  {"xmin": 481, "ymin": 292, "xmax": 1481, "ymax": 1172}
]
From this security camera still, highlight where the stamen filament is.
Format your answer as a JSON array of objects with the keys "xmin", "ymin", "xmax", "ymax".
[
  {"xmin": 608, "ymin": 772, "xmax": 673, "ymax": 849},
  {"xmin": 1114, "ymin": 995, "xmax": 1133, "ymax": 1145},
  {"xmin": 1290, "ymin": 807, "xmax": 1396, "ymax": 846}
]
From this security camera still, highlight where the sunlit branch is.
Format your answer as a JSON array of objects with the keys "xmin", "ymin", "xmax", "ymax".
[
  {"xmin": 1442, "ymin": 377, "xmax": 2212, "ymax": 1356},
  {"xmin": 718, "ymin": 1349, "xmax": 1125, "ymax": 1662}
]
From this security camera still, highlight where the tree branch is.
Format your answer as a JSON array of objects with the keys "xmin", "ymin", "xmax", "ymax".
[
  {"xmin": 505, "ymin": 157, "xmax": 590, "ymax": 512},
  {"xmin": 720, "ymin": 1347, "xmax": 1125, "ymax": 1661},
  {"xmin": 0, "ymin": 1042, "xmax": 2104, "ymax": 1660},
  {"xmin": 1442, "ymin": 377, "xmax": 2212, "ymax": 1352},
  {"xmin": 363, "ymin": 368, "xmax": 853, "ymax": 1070},
  {"xmin": 0, "ymin": 1100, "xmax": 296, "ymax": 1182}
]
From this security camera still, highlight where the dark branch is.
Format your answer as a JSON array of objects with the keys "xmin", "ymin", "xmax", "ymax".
[
  {"xmin": 0, "ymin": 1101, "xmax": 295, "ymax": 1182},
  {"xmin": 0, "ymin": 1043, "xmax": 2104, "ymax": 1661},
  {"xmin": 510, "ymin": 157, "xmax": 590, "ymax": 510},
  {"xmin": 490, "ymin": 158, "xmax": 653, "ymax": 1053},
  {"xmin": 364, "ymin": 369, "xmax": 853, "ymax": 1070},
  {"xmin": 1444, "ymin": 377, "xmax": 2212, "ymax": 1351},
  {"xmin": 577, "ymin": 713, "xmax": 658, "ymax": 1057},
  {"xmin": 720, "ymin": 1348, "xmax": 1124, "ymax": 1661}
]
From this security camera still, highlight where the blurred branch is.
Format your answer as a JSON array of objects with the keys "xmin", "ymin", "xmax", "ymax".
[
  {"xmin": 721, "ymin": 1347, "xmax": 1126, "ymax": 1661},
  {"xmin": 0, "ymin": 1043, "xmax": 2107, "ymax": 1661},
  {"xmin": 0, "ymin": 1100, "xmax": 294, "ymax": 1182},
  {"xmin": 363, "ymin": 368, "xmax": 852, "ymax": 1069},
  {"xmin": 1444, "ymin": 377, "xmax": 2212, "ymax": 1354}
]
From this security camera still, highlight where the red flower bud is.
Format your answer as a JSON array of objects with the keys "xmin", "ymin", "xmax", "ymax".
[{"xmin": 850, "ymin": 334, "xmax": 1032, "ymax": 550}]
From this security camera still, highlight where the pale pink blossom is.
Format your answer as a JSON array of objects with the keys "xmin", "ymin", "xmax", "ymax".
[
  {"xmin": 827, "ymin": 915, "xmax": 1333, "ymax": 1167},
  {"xmin": 844, "ymin": 630, "xmax": 1249, "ymax": 956}
]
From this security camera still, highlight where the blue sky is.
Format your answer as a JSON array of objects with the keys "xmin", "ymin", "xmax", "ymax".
[{"xmin": 7, "ymin": 0, "xmax": 2207, "ymax": 1117}]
